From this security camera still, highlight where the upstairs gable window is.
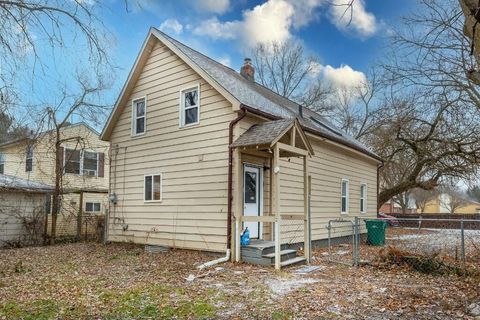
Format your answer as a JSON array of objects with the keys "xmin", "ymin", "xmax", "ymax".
[
  {"xmin": 132, "ymin": 97, "xmax": 146, "ymax": 135},
  {"xmin": 83, "ymin": 151, "xmax": 98, "ymax": 176},
  {"xmin": 180, "ymin": 86, "xmax": 200, "ymax": 127}
]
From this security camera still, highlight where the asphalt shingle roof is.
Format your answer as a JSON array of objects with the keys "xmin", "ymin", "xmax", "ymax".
[
  {"xmin": 231, "ymin": 119, "xmax": 293, "ymax": 148},
  {"xmin": 153, "ymin": 28, "xmax": 380, "ymax": 161}
]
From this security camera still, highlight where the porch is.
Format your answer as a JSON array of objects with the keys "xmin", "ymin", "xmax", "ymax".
[{"xmin": 230, "ymin": 119, "xmax": 313, "ymax": 269}]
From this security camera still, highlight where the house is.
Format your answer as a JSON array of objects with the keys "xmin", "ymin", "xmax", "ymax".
[
  {"xmin": 423, "ymin": 193, "xmax": 480, "ymax": 214},
  {"xmin": 0, "ymin": 174, "xmax": 53, "ymax": 247},
  {"xmin": 0, "ymin": 123, "xmax": 109, "ymax": 238},
  {"xmin": 100, "ymin": 28, "xmax": 382, "ymax": 268}
]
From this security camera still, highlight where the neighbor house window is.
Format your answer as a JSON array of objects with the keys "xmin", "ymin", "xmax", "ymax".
[
  {"xmin": 360, "ymin": 184, "xmax": 367, "ymax": 213},
  {"xmin": 83, "ymin": 151, "xmax": 98, "ymax": 176},
  {"xmin": 0, "ymin": 152, "xmax": 5, "ymax": 174},
  {"xmin": 64, "ymin": 149, "xmax": 81, "ymax": 174},
  {"xmin": 132, "ymin": 98, "xmax": 146, "ymax": 135},
  {"xmin": 64, "ymin": 149, "xmax": 98, "ymax": 176},
  {"xmin": 25, "ymin": 145, "xmax": 33, "ymax": 172},
  {"xmin": 341, "ymin": 179, "xmax": 349, "ymax": 214},
  {"xmin": 180, "ymin": 86, "xmax": 199, "ymax": 127},
  {"xmin": 85, "ymin": 202, "xmax": 101, "ymax": 213},
  {"xmin": 144, "ymin": 174, "xmax": 162, "ymax": 201}
]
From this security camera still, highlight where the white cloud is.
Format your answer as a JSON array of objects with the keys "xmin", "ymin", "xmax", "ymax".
[
  {"xmin": 192, "ymin": 17, "xmax": 239, "ymax": 40},
  {"xmin": 216, "ymin": 55, "xmax": 231, "ymax": 66},
  {"xmin": 159, "ymin": 19, "xmax": 184, "ymax": 35},
  {"xmin": 318, "ymin": 64, "xmax": 366, "ymax": 89},
  {"xmin": 193, "ymin": 0, "xmax": 296, "ymax": 48},
  {"xmin": 329, "ymin": 0, "xmax": 377, "ymax": 37},
  {"xmin": 193, "ymin": 0, "xmax": 231, "ymax": 14}
]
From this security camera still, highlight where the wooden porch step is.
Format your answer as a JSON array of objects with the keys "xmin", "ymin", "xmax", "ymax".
[
  {"xmin": 280, "ymin": 256, "xmax": 307, "ymax": 267},
  {"xmin": 262, "ymin": 249, "xmax": 297, "ymax": 259}
]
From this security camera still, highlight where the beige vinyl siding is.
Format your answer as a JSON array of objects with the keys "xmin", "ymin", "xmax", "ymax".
[
  {"xmin": 0, "ymin": 124, "xmax": 109, "ymax": 238},
  {"xmin": 108, "ymin": 39, "xmax": 235, "ymax": 252},
  {"xmin": 236, "ymin": 115, "xmax": 378, "ymax": 242},
  {"xmin": 0, "ymin": 191, "xmax": 46, "ymax": 247}
]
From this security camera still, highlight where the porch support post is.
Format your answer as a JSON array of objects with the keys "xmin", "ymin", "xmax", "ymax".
[
  {"xmin": 234, "ymin": 148, "xmax": 242, "ymax": 262},
  {"xmin": 303, "ymin": 156, "xmax": 310, "ymax": 262},
  {"xmin": 269, "ymin": 156, "xmax": 274, "ymax": 241},
  {"xmin": 273, "ymin": 144, "xmax": 281, "ymax": 270}
]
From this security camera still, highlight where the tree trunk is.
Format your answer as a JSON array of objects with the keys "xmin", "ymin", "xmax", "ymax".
[{"xmin": 50, "ymin": 134, "xmax": 62, "ymax": 245}]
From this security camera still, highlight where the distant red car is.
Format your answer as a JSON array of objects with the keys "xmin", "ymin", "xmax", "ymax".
[{"xmin": 377, "ymin": 212, "xmax": 400, "ymax": 227}]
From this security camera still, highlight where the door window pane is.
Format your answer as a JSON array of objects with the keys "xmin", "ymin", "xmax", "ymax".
[
  {"xmin": 65, "ymin": 149, "xmax": 81, "ymax": 174},
  {"xmin": 245, "ymin": 171, "xmax": 257, "ymax": 204}
]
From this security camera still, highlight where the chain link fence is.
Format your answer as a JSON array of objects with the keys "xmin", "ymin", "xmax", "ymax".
[{"xmin": 322, "ymin": 216, "xmax": 480, "ymax": 276}]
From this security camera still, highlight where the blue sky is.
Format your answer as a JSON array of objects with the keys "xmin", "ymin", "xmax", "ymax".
[
  {"xmin": 97, "ymin": 0, "xmax": 416, "ymax": 104},
  {"xmin": 13, "ymin": 0, "xmax": 417, "ymax": 127}
]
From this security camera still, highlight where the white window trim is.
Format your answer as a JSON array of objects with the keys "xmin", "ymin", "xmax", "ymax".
[
  {"xmin": 341, "ymin": 179, "xmax": 349, "ymax": 214},
  {"xmin": 63, "ymin": 148, "xmax": 99, "ymax": 177},
  {"xmin": 179, "ymin": 84, "xmax": 200, "ymax": 128},
  {"xmin": 144, "ymin": 173, "xmax": 163, "ymax": 203},
  {"xmin": 85, "ymin": 201, "xmax": 102, "ymax": 213},
  {"xmin": 131, "ymin": 96, "xmax": 147, "ymax": 137},
  {"xmin": 360, "ymin": 183, "xmax": 367, "ymax": 214}
]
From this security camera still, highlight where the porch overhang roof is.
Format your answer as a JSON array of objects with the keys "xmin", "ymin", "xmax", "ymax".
[{"xmin": 231, "ymin": 118, "xmax": 314, "ymax": 156}]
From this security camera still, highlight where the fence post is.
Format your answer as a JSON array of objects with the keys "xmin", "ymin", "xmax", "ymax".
[
  {"xmin": 353, "ymin": 217, "xmax": 360, "ymax": 267},
  {"xmin": 461, "ymin": 218, "xmax": 465, "ymax": 266}
]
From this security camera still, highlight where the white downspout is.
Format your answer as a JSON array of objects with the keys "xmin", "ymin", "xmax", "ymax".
[{"xmin": 197, "ymin": 249, "xmax": 230, "ymax": 270}]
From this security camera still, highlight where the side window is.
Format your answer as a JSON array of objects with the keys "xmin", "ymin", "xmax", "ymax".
[
  {"xmin": 0, "ymin": 152, "xmax": 5, "ymax": 174},
  {"xmin": 25, "ymin": 145, "xmax": 34, "ymax": 172},
  {"xmin": 180, "ymin": 86, "xmax": 200, "ymax": 127},
  {"xmin": 360, "ymin": 184, "xmax": 367, "ymax": 213},
  {"xmin": 85, "ymin": 202, "xmax": 101, "ymax": 213},
  {"xmin": 341, "ymin": 179, "xmax": 349, "ymax": 214},
  {"xmin": 132, "ymin": 98, "xmax": 146, "ymax": 135},
  {"xmin": 144, "ymin": 174, "xmax": 162, "ymax": 202},
  {"xmin": 83, "ymin": 151, "xmax": 98, "ymax": 176},
  {"xmin": 64, "ymin": 149, "xmax": 81, "ymax": 174}
]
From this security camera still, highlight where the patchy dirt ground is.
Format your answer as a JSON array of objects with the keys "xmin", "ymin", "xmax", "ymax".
[{"xmin": 0, "ymin": 242, "xmax": 478, "ymax": 319}]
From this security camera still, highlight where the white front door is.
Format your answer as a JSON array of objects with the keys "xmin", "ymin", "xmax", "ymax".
[{"xmin": 243, "ymin": 165, "xmax": 262, "ymax": 239}]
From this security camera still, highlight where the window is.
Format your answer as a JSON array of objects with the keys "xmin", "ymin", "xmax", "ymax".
[
  {"xmin": 360, "ymin": 184, "xmax": 367, "ymax": 213},
  {"xmin": 83, "ymin": 151, "xmax": 98, "ymax": 176},
  {"xmin": 245, "ymin": 171, "xmax": 257, "ymax": 203},
  {"xmin": 65, "ymin": 149, "xmax": 81, "ymax": 174},
  {"xmin": 85, "ymin": 202, "xmax": 101, "ymax": 213},
  {"xmin": 144, "ymin": 174, "xmax": 162, "ymax": 201},
  {"xmin": 180, "ymin": 86, "xmax": 199, "ymax": 127},
  {"xmin": 64, "ymin": 149, "xmax": 99, "ymax": 176},
  {"xmin": 0, "ymin": 153, "xmax": 5, "ymax": 174},
  {"xmin": 132, "ymin": 98, "xmax": 146, "ymax": 135},
  {"xmin": 25, "ymin": 145, "xmax": 33, "ymax": 172},
  {"xmin": 341, "ymin": 179, "xmax": 349, "ymax": 214},
  {"xmin": 45, "ymin": 195, "xmax": 52, "ymax": 214}
]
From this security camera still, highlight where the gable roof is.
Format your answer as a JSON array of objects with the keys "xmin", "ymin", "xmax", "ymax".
[
  {"xmin": 0, "ymin": 174, "xmax": 54, "ymax": 193},
  {"xmin": 0, "ymin": 122, "xmax": 100, "ymax": 149},
  {"xmin": 101, "ymin": 28, "xmax": 381, "ymax": 162}
]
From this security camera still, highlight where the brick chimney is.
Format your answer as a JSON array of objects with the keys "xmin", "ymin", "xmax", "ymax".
[{"xmin": 240, "ymin": 58, "xmax": 255, "ymax": 81}]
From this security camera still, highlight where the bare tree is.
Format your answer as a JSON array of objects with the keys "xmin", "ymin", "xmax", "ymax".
[
  {"xmin": 438, "ymin": 185, "xmax": 470, "ymax": 213},
  {"xmin": 33, "ymin": 75, "xmax": 109, "ymax": 244},
  {"xmin": 411, "ymin": 188, "xmax": 437, "ymax": 213},
  {"xmin": 371, "ymin": 89, "xmax": 480, "ymax": 207},
  {"xmin": 385, "ymin": 0, "xmax": 480, "ymax": 109}
]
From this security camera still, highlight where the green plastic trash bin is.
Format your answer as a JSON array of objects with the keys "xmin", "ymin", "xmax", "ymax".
[{"xmin": 365, "ymin": 219, "xmax": 388, "ymax": 246}]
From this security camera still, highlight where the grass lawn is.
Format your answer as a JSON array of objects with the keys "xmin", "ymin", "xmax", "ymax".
[{"xmin": 0, "ymin": 242, "xmax": 478, "ymax": 319}]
